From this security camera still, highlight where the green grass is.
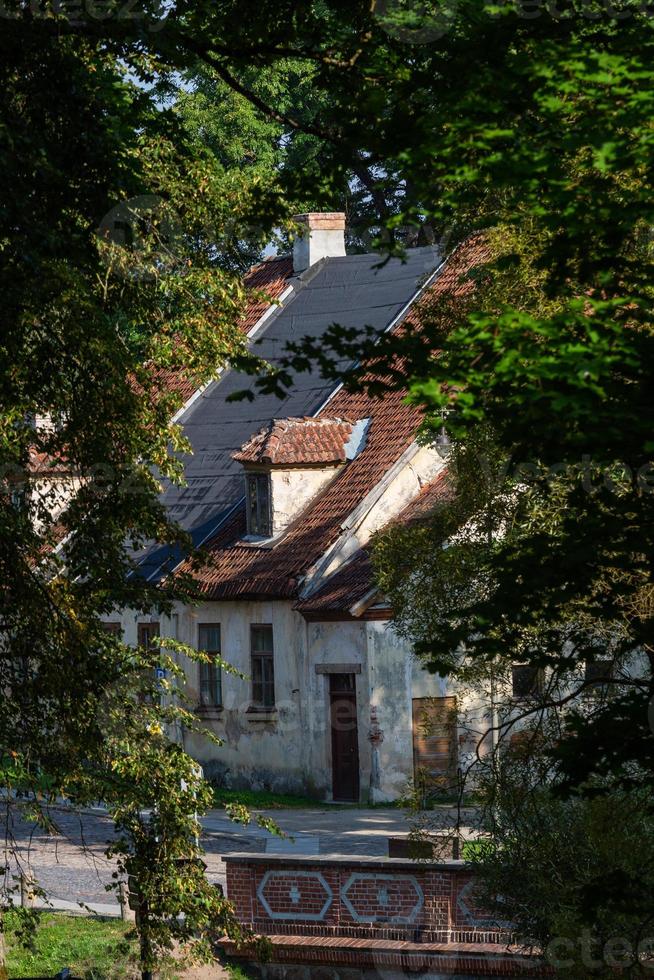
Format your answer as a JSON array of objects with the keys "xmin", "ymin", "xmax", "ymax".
[
  {"xmin": 5, "ymin": 911, "xmax": 137, "ymax": 979},
  {"xmin": 211, "ymin": 788, "xmax": 411, "ymax": 810},
  {"xmin": 212, "ymin": 788, "xmax": 330, "ymax": 809},
  {"xmin": 220, "ymin": 958, "xmax": 256, "ymax": 980},
  {"xmin": 461, "ymin": 838, "xmax": 493, "ymax": 860},
  {"xmin": 5, "ymin": 911, "xmax": 257, "ymax": 980}
]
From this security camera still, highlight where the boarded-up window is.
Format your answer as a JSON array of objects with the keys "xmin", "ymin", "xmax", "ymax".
[{"xmin": 412, "ymin": 697, "xmax": 458, "ymax": 795}]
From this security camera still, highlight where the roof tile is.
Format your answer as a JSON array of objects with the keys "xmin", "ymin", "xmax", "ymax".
[
  {"xmin": 147, "ymin": 256, "xmax": 293, "ymax": 404},
  {"xmin": 295, "ymin": 470, "xmax": 454, "ymax": 615},
  {"xmin": 175, "ymin": 236, "xmax": 488, "ymax": 600},
  {"xmin": 233, "ymin": 417, "xmax": 354, "ymax": 466}
]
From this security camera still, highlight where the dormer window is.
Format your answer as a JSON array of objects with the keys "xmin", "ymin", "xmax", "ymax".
[
  {"xmin": 234, "ymin": 417, "xmax": 370, "ymax": 540},
  {"xmin": 247, "ymin": 472, "xmax": 272, "ymax": 537}
]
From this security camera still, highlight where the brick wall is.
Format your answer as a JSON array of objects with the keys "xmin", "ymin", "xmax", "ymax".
[{"xmin": 223, "ymin": 854, "xmax": 510, "ymax": 946}]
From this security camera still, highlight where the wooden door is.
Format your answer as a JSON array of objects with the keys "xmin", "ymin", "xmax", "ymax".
[
  {"xmin": 329, "ymin": 674, "xmax": 360, "ymax": 802},
  {"xmin": 412, "ymin": 696, "xmax": 458, "ymax": 795}
]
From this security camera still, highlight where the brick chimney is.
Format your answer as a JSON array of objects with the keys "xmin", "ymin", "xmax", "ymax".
[{"xmin": 292, "ymin": 212, "xmax": 346, "ymax": 273}]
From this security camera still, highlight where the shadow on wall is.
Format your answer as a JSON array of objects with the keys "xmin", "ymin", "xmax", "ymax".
[{"xmin": 201, "ymin": 760, "xmax": 328, "ymax": 800}]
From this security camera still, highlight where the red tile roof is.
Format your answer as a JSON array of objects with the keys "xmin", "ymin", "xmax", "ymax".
[
  {"xmin": 398, "ymin": 470, "xmax": 455, "ymax": 523},
  {"xmin": 36, "ymin": 519, "xmax": 69, "ymax": 559},
  {"xmin": 27, "ymin": 448, "xmax": 72, "ymax": 476},
  {"xmin": 180, "ymin": 386, "xmax": 423, "ymax": 599},
  {"xmin": 295, "ymin": 469, "xmax": 454, "ymax": 617},
  {"xmin": 296, "ymin": 549, "xmax": 375, "ymax": 617},
  {"xmin": 175, "ymin": 237, "xmax": 488, "ymax": 600},
  {"xmin": 240, "ymin": 256, "xmax": 294, "ymax": 332},
  {"xmin": 233, "ymin": 417, "xmax": 354, "ymax": 466},
  {"xmin": 147, "ymin": 256, "xmax": 293, "ymax": 405}
]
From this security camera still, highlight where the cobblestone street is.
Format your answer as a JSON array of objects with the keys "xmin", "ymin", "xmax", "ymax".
[{"xmin": 4, "ymin": 803, "xmax": 475, "ymax": 913}]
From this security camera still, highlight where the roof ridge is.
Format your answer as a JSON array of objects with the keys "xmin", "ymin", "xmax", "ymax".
[{"xmin": 162, "ymin": 237, "xmax": 489, "ymax": 595}]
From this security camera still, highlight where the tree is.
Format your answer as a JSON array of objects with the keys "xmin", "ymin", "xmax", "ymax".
[
  {"xmin": 173, "ymin": 58, "xmax": 430, "ymax": 262},
  {"xmin": 4, "ymin": 0, "xmax": 654, "ymax": 968},
  {"xmin": 1, "ymin": 2, "xmax": 431, "ymax": 971},
  {"xmin": 0, "ymin": 19, "xmax": 283, "ymax": 977},
  {"xmin": 226, "ymin": 0, "xmax": 654, "ymax": 947},
  {"xmin": 469, "ymin": 760, "xmax": 654, "ymax": 977}
]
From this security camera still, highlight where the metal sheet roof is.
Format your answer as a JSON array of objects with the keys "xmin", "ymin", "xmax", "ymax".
[{"xmin": 137, "ymin": 246, "xmax": 441, "ymax": 579}]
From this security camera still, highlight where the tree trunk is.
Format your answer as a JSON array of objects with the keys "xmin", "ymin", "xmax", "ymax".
[{"xmin": 0, "ymin": 913, "xmax": 8, "ymax": 980}]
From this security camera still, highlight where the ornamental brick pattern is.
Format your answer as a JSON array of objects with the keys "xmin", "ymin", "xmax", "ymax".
[
  {"xmin": 257, "ymin": 870, "xmax": 333, "ymax": 921},
  {"xmin": 222, "ymin": 854, "xmax": 552, "ymax": 977},
  {"xmin": 224, "ymin": 854, "xmax": 505, "ymax": 944},
  {"xmin": 340, "ymin": 872, "xmax": 423, "ymax": 925}
]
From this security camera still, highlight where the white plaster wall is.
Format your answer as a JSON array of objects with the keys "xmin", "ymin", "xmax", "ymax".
[
  {"xmin": 103, "ymin": 595, "xmax": 652, "ymax": 802},
  {"xmin": 31, "ymin": 476, "xmax": 84, "ymax": 532},
  {"xmin": 364, "ymin": 621, "xmax": 506, "ymax": 801},
  {"xmin": 356, "ymin": 445, "xmax": 446, "ymax": 541},
  {"xmin": 176, "ymin": 604, "xmax": 379, "ymax": 800},
  {"xmin": 107, "ymin": 598, "xmax": 493, "ymax": 802},
  {"xmin": 309, "ymin": 444, "xmax": 446, "ymax": 586},
  {"xmin": 178, "ymin": 599, "xmax": 314, "ymax": 794},
  {"xmin": 292, "ymin": 228, "xmax": 346, "ymax": 273},
  {"xmin": 107, "ymin": 601, "xmax": 311, "ymax": 792},
  {"xmin": 365, "ymin": 620, "xmax": 446, "ymax": 802},
  {"xmin": 270, "ymin": 466, "xmax": 340, "ymax": 536},
  {"xmin": 109, "ymin": 601, "xmax": 600, "ymax": 802}
]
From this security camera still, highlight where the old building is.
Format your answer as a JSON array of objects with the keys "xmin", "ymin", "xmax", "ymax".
[{"xmin": 108, "ymin": 215, "xmax": 493, "ymax": 802}]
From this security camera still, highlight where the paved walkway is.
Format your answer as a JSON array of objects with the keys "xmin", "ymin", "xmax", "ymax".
[
  {"xmin": 4, "ymin": 803, "xmax": 477, "ymax": 915},
  {"xmin": 201, "ymin": 804, "xmax": 476, "ymax": 857}
]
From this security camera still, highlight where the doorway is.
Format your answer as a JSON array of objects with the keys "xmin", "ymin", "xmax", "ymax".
[{"xmin": 329, "ymin": 673, "xmax": 360, "ymax": 802}]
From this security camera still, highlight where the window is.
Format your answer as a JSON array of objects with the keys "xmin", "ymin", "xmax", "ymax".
[
  {"xmin": 138, "ymin": 622, "xmax": 159, "ymax": 650},
  {"xmin": 10, "ymin": 486, "xmax": 26, "ymax": 511},
  {"xmin": 584, "ymin": 658, "xmax": 613, "ymax": 694},
  {"xmin": 137, "ymin": 623, "xmax": 160, "ymax": 703},
  {"xmin": 198, "ymin": 624, "xmax": 222, "ymax": 708},
  {"xmin": 251, "ymin": 625, "xmax": 275, "ymax": 708},
  {"xmin": 511, "ymin": 664, "xmax": 543, "ymax": 699},
  {"xmin": 246, "ymin": 472, "xmax": 272, "ymax": 537},
  {"xmin": 102, "ymin": 622, "xmax": 122, "ymax": 636}
]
